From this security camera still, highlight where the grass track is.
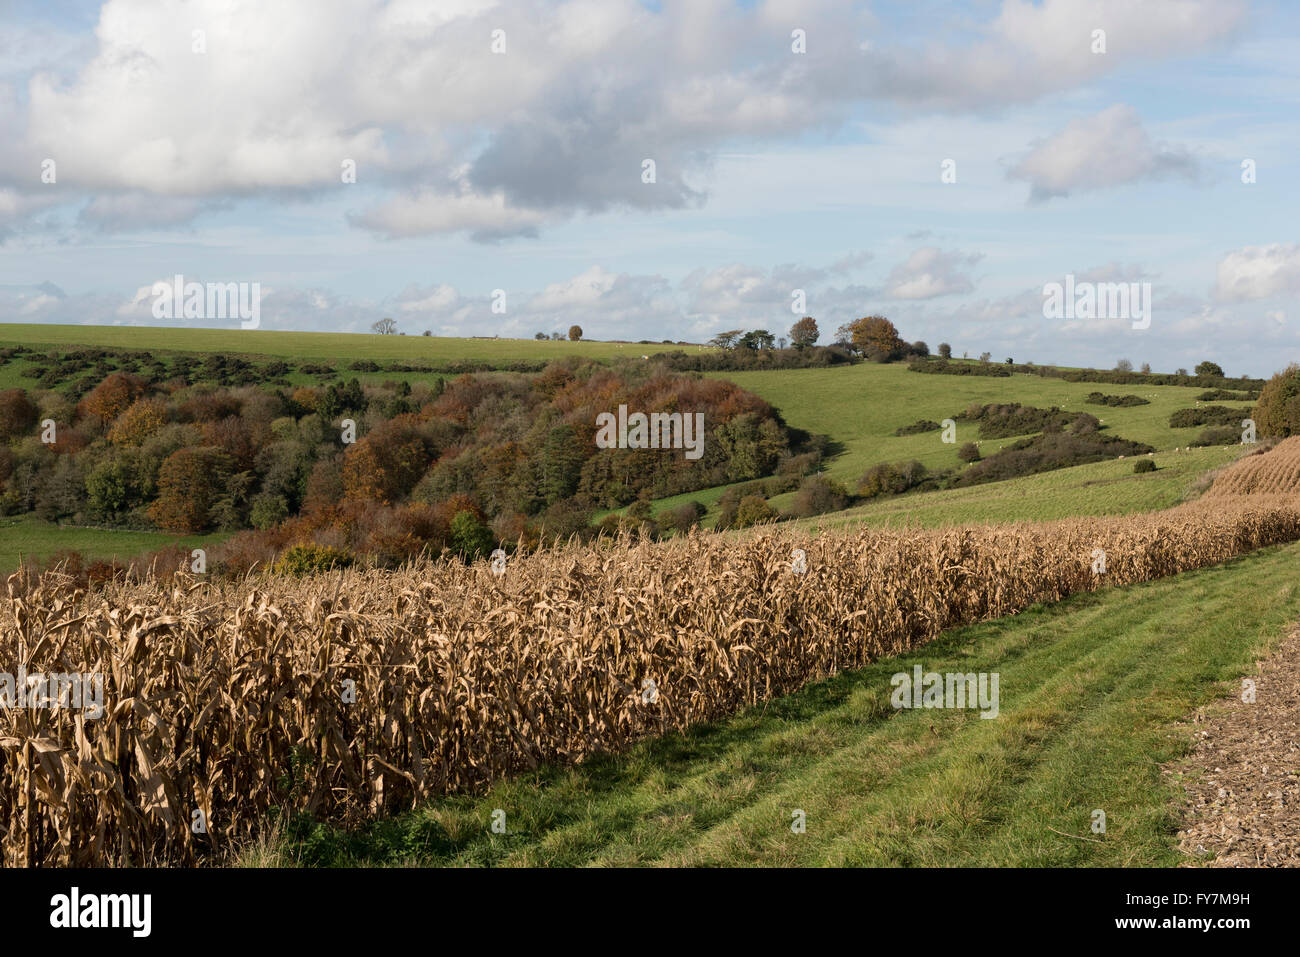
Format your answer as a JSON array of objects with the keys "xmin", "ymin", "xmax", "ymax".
[{"xmin": 253, "ymin": 540, "xmax": 1300, "ymax": 868}]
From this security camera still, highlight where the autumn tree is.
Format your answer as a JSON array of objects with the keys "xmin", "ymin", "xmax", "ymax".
[
  {"xmin": 0, "ymin": 389, "xmax": 38, "ymax": 441},
  {"xmin": 568, "ymin": 325, "xmax": 583, "ymax": 341},
  {"xmin": 342, "ymin": 417, "xmax": 434, "ymax": 504},
  {"xmin": 78, "ymin": 373, "xmax": 146, "ymax": 427},
  {"xmin": 147, "ymin": 447, "xmax": 232, "ymax": 532},
  {"xmin": 848, "ymin": 316, "xmax": 906, "ymax": 362},
  {"xmin": 108, "ymin": 397, "xmax": 167, "ymax": 446},
  {"xmin": 788, "ymin": 317, "xmax": 819, "ymax": 349}
]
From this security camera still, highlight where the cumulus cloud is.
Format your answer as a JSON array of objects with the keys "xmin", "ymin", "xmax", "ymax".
[
  {"xmin": 884, "ymin": 247, "xmax": 982, "ymax": 299},
  {"xmin": 1008, "ymin": 105, "xmax": 1199, "ymax": 202},
  {"xmin": 78, "ymin": 193, "xmax": 215, "ymax": 230},
  {"xmin": 0, "ymin": 0, "xmax": 1245, "ymax": 238},
  {"xmin": 1214, "ymin": 243, "xmax": 1300, "ymax": 301}
]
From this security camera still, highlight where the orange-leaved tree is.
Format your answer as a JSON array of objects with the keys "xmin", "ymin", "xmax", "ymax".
[{"xmin": 849, "ymin": 315, "xmax": 905, "ymax": 361}]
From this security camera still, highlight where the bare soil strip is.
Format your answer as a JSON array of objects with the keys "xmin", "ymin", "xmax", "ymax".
[{"xmin": 1173, "ymin": 625, "xmax": 1300, "ymax": 867}]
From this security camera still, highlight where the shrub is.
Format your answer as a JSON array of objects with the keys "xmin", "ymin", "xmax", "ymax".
[
  {"xmin": 788, "ymin": 475, "xmax": 848, "ymax": 518},
  {"xmin": 858, "ymin": 460, "xmax": 928, "ymax": 499},
  {"xmin": 273, "ymin": 543, "xmax": 354, "ymax": 576},
  {"xmin": 1198, "ymin": 389, "xmax": 1257, "ymax": 402},
  {"xmin": 949, "ymin": 431, "xmax": 1155, "ymax": 488},
  {"xmin": 1084, "ymin": 392, "xmax": 1149, "ymax": 407},
  {"xmin": 665, "ymin": 500, "xmax": 707, "ymax": 534},
  {"xmin": 895, "ymin": 419, "xmax": 941, "ymax": 436},
  {"xmin": 957, "ymin": 442, "xmax": 981, "ymax": 463},
  {"xmin": 1169, "ymin": 405, "xmax": 1249, "ymax": 429},
  {"xmin": 959, "ymin": 402, "xmax": 1073, "ymax": 439},
  {"xmin": 733, "ymin": 494, "xmax": 777, "ymax": 527},
  {"xmin": 1191, "ymin": 425, "xmax": 1241, "ymax": 447},
  {"xmin": 1133, "ymin": 459, "xmax": 1156, "ymax": 473}
]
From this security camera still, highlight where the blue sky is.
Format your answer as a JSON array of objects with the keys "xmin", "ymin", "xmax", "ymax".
[{"xmin": 1, "ymin": 0, "xmax": 1298, "ymax": 376}]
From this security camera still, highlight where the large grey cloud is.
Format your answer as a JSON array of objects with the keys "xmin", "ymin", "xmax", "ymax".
[{"xmin": 0, "ymin": 0, "xmax": 1246, "ymax": 240}]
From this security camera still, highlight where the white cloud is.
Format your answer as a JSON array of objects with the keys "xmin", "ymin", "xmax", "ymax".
[
  {"xmin": 0, "ymin": 0, "xmax": 1245, "ymax": 237},
  {"xmin": 1008, "ymin": 105, "xmax": 1199, "ymax": 202},
  {"xmin": 1215, "ymin": 243, "xmax": 1300, "ymax": 301},
  {"xmin": 884, "ymin": 247, "xmax": 982, "ymax": 300}
]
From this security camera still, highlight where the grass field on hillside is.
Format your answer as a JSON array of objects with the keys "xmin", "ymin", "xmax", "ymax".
[
  {"xmin": 0, "ymin": 516, "xmax": 227, "ymax": 573},
  {"xmin": 615, "ymin": 432, "xmax": 1242, "ymax": 531},
  {"xmin": 790, "ymin": 446, "xmax": 1242, "ymax": 531},
  {"xmin": 710, "ymin": 363, "xmax": 1253, "ymax": 487},
  {"xmin": 0, "ymin": 323, "xmax": 699, "ymax": 365},
  {"xmin": 249, "ymin": 541, "xmax": 1300, "ymax": 868}
]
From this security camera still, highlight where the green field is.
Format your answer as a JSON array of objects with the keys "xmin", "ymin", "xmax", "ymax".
[
  {"xmin": 794, "ymin": 446, "xmax": 1241, "ymax": 531},
  {"xmin": 618, "ymin": 447, "xmax": 1239, "ymax": 532},
  {"xmin": 0, "ymin": 323, "xmax": 709, "ymax": 393},
  {"xmin": 0, "ymin": 323, "xmax": 698, "ymax": 365},
  {"xmin": 711, "ymin": 363, "xmax": 1252, "ymax": 486},
  {"xmin": 614, "ymin": 362, "xmax": 1250, "ymax": 528},
  {"xmin": 0, "ymin": 516, "xmax": 226, "ymax": 573},
  {"xmin": 248, "ymin": 541, "xmax": 1300, "ymax": 867}
]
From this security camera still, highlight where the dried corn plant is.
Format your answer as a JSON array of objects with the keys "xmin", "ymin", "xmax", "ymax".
[
  {"xmin": 1204, "ymin": 436, "xmax": 1300, "ymax": 497},
  {"xmin": 3, "ymin": 495, "xmax": 1300, "ymax": 866}
]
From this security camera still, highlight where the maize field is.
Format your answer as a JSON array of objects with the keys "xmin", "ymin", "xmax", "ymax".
[
  {"xmin": 1205, "ymin": 436, "xmax": 1300, "ymax": 497},
  {"xmin": 3, "ymin": 492, "xmax": 1300, "ymax": 867}
]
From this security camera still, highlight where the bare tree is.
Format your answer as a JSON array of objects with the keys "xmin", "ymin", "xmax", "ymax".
[{"xmin": 372, "ymin": 317, "xmax": 397, "ymax": 335}]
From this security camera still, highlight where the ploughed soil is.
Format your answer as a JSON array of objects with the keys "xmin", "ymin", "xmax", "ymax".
[{"xmin": 1170, "ymin": 625, "xmax": 1300, "ymax": 867}]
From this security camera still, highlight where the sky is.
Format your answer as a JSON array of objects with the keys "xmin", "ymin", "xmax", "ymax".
[{"xmin": 0, "ymin": 0, "xmax": 1298, "ymax": 376}]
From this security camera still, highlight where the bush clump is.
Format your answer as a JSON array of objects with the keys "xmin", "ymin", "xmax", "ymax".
[
  {"xmin": 274, "ymin": 544, "xmax": 354, "ymax": 576},
  {"xmin": 958, "ymin": 402, "xmax": 1074, "ymax": 439},
  {"xmin": 1133, "ymin": 458, "xmax": 1156, "ymax": 473},
  {"xmin": 733, "ymin": 495, "xmax": 778, "ymax": 528},
  {"xmin": 857, "ymin": 460, "xmax": 929, "ymax": 499},
  {"xmin": 1191, "ymin": 425, "xmax": 1241, "ymax": 447},
  {"xmin": 894, "ymin": 419, "xmax": 942, "ymax": 436},
  {"xmin": 1085, "ymin": 392, "xmax": 1149, "ymax": 407},
  {"xmin": 949, "ymin": 426, "xmax": 1155, "ymax": 488},
  {"xmin": 788, "ymin": 475, "xmax": 849, "ymax": 517},
  {"xmin": 1169, "ymin": 405, "xmax": 1250, "ymax": 428}
]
